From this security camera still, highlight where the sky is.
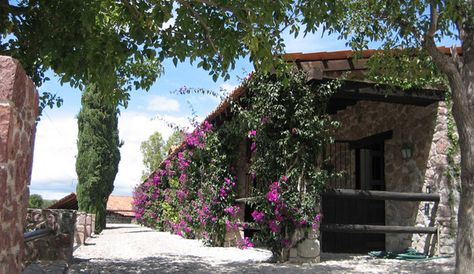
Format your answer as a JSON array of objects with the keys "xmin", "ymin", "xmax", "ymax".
[
  {"xmin": 30, "ymin": 29, "xmax": 350, "ymax": 200},
  {"xmin": 29, "ymin": 29, "xmax": 458, "ymax": 200}
]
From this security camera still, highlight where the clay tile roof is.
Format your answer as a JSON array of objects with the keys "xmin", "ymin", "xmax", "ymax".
[
  {"xmin": 47, "ymin": 192, "xmax": 78, "ymax": 210},
  {"xmin": 106, "ymin": 195, "xmax": 134, "ymax": 217},
  {"xmin": 281, "ymin": 46, "xmax": 461, "ymax": 62}
]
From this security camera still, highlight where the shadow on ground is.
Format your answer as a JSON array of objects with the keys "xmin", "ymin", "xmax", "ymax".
[
  {"xmin": 68, "ymin": 254, "xmax": 347, "ymax": 274},
  {"xmin": 67, "ymin": 253, "xmax": 454, "ymax": 274}
]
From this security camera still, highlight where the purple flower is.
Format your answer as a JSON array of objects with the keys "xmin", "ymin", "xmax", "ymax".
[
  {"xmin": 274, "ymin": 204, "xmax": 285, "ymax": 221},
  {"xmin": 250, "ymin": 142, "xmax": 256, "ymax": 152},
  {"xmin": 266, "ymin": 189, "xmax": 279, "ymax": 202},
  {"xmin": 224, "ymin": 206, "xmax": 240, "ymax": 216},
  {"xmin": 219, "ymin": 186, "xmax": 227, "ymax": 197},
  {"xmin": 251, "ymin": 210, "xmax": 265, "ymax": 222},
  {"xmin": 178, "ymin": 85, "xmax": 189, "ymax": 93},
  {"xmin": 268, "ymin": 220, "xmax": 281, "ymax": 233},
  {"xmin": 312, "ymin": 213, "xmax": 323, "ymax": 229},
  {"xmin": 179, "ymin": 173, "xmax": 187, "ymax": 183},
  {"xmin": 176, "ymin": 189, "xmax": 188, "ymax": 202},
  {"xmin": 281, "ymin": 238, "xmax": 291, "ymax": 248},
  {"xmin": 152, "ymin": 174, "xmax": 161, "ymax": 185},
  {"xmin": 281, "ymin": 175, "xmax": 288, "ymax": 182},
  {"xmin": 225, "ymin": 219, "xmax": 238, "ymax": 230},
  {"xmin": 248, "ymin": 130, "xmax": 257, "ymax": 137},
  {"xmin": 244, "ymin": 72, "xmax": 253, "ymax": 81},
  {"xmin": 239, "ymin": 237, "xmax": 254, "ymax": 249},
  {"xmin": 201, "ymin": 120, "xmax": 213, "ymax": 132}
]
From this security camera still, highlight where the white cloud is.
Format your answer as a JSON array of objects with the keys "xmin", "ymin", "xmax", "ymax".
[
  {"xmin": 282, "ymin": 29, "xmax": 347, "ymax": 53},
  {"xmin": 114, "ymin": 111, "xmax": 191, "ymax": 191},
  {"xmin": 31, "ymin": 110, "xmax": 192, "ymax": 200},
  {"xmin": 147, "ymin": 95, "xmax": 180, "ymax": 112},
  {"xmin": 31, "ymin": 114, "xmax": 78, "ymax": 186},
  {"xmin": 219, "ymin": 83, "xmax": 238, "ymax": 96}
]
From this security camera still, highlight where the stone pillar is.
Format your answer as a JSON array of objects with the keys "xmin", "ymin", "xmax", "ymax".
[
  {"xmin": 0, "ymin": 56, "xmax": 39, "ymax": 274},
  {"xmin": 85, "ymin": 214, "xmax": 92, "ymax": 237},
  {"xmin": 288, "ymin": 227, "xmax": 321, "ymax": 263},
  {"xmin": 74, "ymin": 212, "xmax": 87, "ymax": 245},
  {"xmin": 91, "ymin": 214, "xmax": 96, "ymax": 235}
]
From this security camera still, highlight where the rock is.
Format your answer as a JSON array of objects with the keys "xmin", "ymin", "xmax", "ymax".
[{"xmin": 297, "ymin": 238, "xmax": 320, "ymax": 258}]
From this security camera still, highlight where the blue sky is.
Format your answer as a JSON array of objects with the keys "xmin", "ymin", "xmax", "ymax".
[
  {"xmin": 29, "ymin": 29, "xmax": 457, "ymax": 200},
  {"xmin": 31, "ymin": 30, "xmax": 347, "ymax": 199}
]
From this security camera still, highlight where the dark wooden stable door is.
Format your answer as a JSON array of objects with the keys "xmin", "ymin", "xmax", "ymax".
[{"xmin": 322, "ymin": 142, "xmax": 386, "ymax": 253}]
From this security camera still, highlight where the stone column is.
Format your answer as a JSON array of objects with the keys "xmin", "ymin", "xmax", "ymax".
[
  {"xmin": 85, "ymin": 214, "xmax": 92, "ymax": 237},
  {"xmin": 288, "ymin": 227, "xmax": 321, "ymax": 263},
  {"xmin": 0, "ymin": 56, "xmax": 39, "ymax": 274},
  {"xmin": 74, "ymin": 212, "xmax": 87, "ymax": 245}
]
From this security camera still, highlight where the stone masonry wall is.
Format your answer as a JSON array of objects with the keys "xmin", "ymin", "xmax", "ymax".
[
  {"xmin": 75, "ymin": 212, "xmax": 95, "ymax": 245},
  {"xmin": 331, "ymin": 100, "xmax": 458, "ymax": 255},
  {"xmin": 24, "ymin": 209, "xmax": 77, "ymax": 264},
  {"xmin": 0, "ymin": 56, "xmax": 39, "ymax": 274}
]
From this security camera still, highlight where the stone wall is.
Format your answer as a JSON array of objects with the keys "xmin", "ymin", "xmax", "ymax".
[
  {"xmin": 24, "ymin": 209, "xmax": 77, "ymax": 264},
  {"xmin": 106, "ymin": 212, "xmax": 132, "ymax": 224},
  {"xmin": 74, "ymin": 212, "xmax": 95, "ymax": 245},
  {"xmin": 330, "ymin": 100, "xmax": 458, "ymax": 255},
  {"xmin": 0, "ymin": 56, "xmax": 39, "ymax": 274}
]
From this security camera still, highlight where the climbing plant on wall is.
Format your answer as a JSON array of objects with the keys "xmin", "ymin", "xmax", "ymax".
[
  {"xmin": 133, "ymin": 66, "xmax": 340, "ymax": 261},
  {"xmin": 237, "ymin": 67, "xmax": 340, "ymax": 260}
]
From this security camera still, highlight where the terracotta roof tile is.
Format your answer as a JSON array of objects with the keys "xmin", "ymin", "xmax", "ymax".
[
  {"xmin": 106, "ymin": 195, "xmax": 134, "ymax": 217},
  {"xmin": 47, "ymin": 192, "xmax": 78, "ymax": 210}
]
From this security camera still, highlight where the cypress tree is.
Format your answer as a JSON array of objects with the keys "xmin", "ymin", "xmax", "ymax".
[{"xmin": 76, "ymin": 84, "xmax": 121, "ymax": 233}]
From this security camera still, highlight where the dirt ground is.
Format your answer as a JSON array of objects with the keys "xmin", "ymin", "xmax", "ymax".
[{"xmin": 66, "ymin": 224, "xmax": 455, "ymax": 274}]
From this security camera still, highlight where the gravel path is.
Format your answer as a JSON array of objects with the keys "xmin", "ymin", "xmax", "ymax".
[{"xmin": 68, "ymin": 224, "xmax": 455, "ymax": 274}]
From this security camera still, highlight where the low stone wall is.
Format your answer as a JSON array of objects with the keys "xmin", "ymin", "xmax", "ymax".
[
  {"xmin": 75, "ymin": 212, "xmax": 95, "ymax": 245},
  {"xmin": 24, "ymin": 209, "xmax": 77, "ymax": 264},
  {"xmin": 106, "ymin": 212, "xmax": 132, "ymax": 224},
  {"xmin": 0, "ymin": 56, "xmax": 39, "ymax": 274}
]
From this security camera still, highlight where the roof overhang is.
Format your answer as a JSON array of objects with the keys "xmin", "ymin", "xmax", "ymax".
[{"xmin": 311, "ymin": 78, "xmax": 446, "ymax": 114}]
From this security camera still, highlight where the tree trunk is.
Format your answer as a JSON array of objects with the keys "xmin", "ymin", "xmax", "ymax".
[{"xmin": 451, "ymin": 35, "xmax": 474, "ymax": 273}]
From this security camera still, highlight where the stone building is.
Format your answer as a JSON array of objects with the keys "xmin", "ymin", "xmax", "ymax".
[
  {"xmin": 106, "ymin": 195, "xmax": 134, "ymax": 223},
  {"xmin": 162, "ymin": 48, "xmax": 460, "ymax": 259}
]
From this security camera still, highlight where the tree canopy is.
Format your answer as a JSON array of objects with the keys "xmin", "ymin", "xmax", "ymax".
[
  {"xmin": 0, "ymin": 0, "xmax": 296, "ymax": 107},
  {"xmin": 28, "ymin": 194, "xmax": 44, "ymax": 209},
  {"xmin": 140, "ymin": 131, "xmax": 165, "ymax": 180},
  {"xmin": 163, "ymin": 130, "xmax": 185, "ymax": 155},
  {"xmin": 141, "ymin": 130, "xmax": 184, "ymax": 180}
]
